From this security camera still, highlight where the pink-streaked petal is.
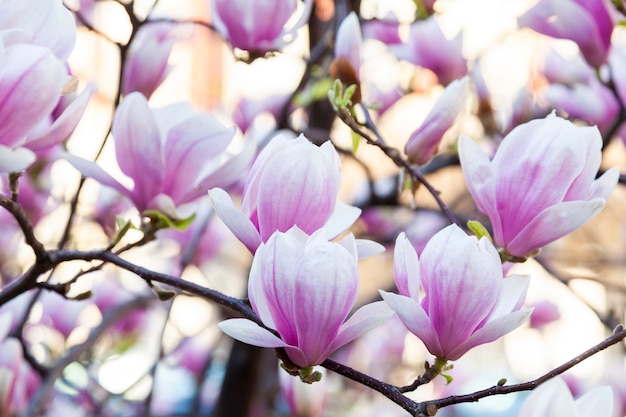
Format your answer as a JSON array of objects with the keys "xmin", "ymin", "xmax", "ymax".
[
  {"xmin": 0, "ymin": 0, "xmax": 76, "ymax": 61},
  {"xmin": 256, "ymin": 141, "xmax": 339, "ymax": 240},
  {"xmin": 0, "ymin": 146, "xmax": 35, "ymax": 172},
  {"xmin": 424, "ymin": 234, "xmax": 501, "ymax": 353},
  {"xmin": 163, "ymin": 124, "xmax": 236, "ymax": 203},
  {"xmin": 112, "ymin": 92, "xmax": 164, "ymax": 205},
  {"xmin": 393, "ymin": 233, "xmax": 421, "ymax": 298},
  {"xmin": 208, "ymin": 188, "xmax": 262, "ymax": 253},
  {"xmin": 192, "ymin": 134, "xmax": 256, "ymax": 196},
  {"xmin": 62, "ymin": 152, "xmax": 128, "ymax": 191},
  {"xmin": 218, "ymin": 319, "xmax": 290, "ymax": 348},
  {"xmin": 405, "ymin": 77, "xmax": 468, "ymax": 165},
  {"xmin": 292, "ymin": 241, "xmax": 358, "ymax": 365},
  {"xmin": 0, "ymin": 45, "xmax": 66, "ymax": 147},
  {"xmin": 379, "ymin": 290, "xmax": 442, "ymax": 358},
  {"xmin": 248, "ymin": 231, "xmax": 304, "ymax": 342},
  {"xmin": 446, "ymin": 308, "xmax": 532, "ymax": 361},
  {"xmin": 326, "ymin": 301, "xmax": 394, "ymax": 355},
  {"xmin": 506, "ymin": 199, "xmax": 606, "ymax": 257},
  {"xmin": 457, "ymin": 135, "xmax": 502, "ymax": 242},
  {"xmin": 26, "ymin": 84, "xmax": 93, "ymax": 151}
]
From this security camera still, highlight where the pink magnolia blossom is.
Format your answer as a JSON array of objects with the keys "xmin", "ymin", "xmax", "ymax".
[
  {"xmin": 534, "ymin": 49, "xmax": 619, "ymax": 133},
  {"xmin": 65, "ymin": 92, "xmax": 254, "ymax": 218},
  {"xmin": 518, "ymin": 376, "xmax": 612, "ymax": 417},
  {"xmin": 218, "ymin": 227, "xmax": 393, "ymax": 369},
  {"xmin": 210, "ymin": 0, "xmax": 313, "ymax": 54},
  {"xmin": 122, "ymin": 23, "xmax": 177, "ymax": 99},
  {"xmin": 0, "ymin": 0, "xmax": 76, "ymax": 61},
  {"xmin": 390, "ymin": 16, "xmax": 466, "ymax": 85},
  {"xmin": 209, "ymin": 134, "xmax": 361, "ymax": 253},
  {"xmin": 404, "ymin": 76, "xmax": 467, "ymax": 165},
  {"xmin": 459, "ymin": 113, "xmax": 619, "ymax": 259},
  {"xmin": 518, "ymin": 0, "xmax": 613, "ymax": 68},
  {"xmin": 0, "ymin": 38, "xmax": 89, "ymax": 172},
  {"xmin": 381, "ymin": 226, "xmax": 532, "ymax": 361}
]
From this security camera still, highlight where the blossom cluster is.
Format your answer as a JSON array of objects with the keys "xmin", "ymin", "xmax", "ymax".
[{"xmin": 0, "ymin": 0, "xmax": 624, "ymax": 416}]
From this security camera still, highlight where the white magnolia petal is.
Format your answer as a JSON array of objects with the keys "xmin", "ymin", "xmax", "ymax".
[
  {"xmin": 209, "ymin": 188, "xmax": 262, "ymax": 253},
  {"xmin": 218, "ymin": 319, "xmax": 289, "ymax": 348}
]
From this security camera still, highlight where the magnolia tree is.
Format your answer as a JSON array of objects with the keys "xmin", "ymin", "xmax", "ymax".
[{"xmin": 1, "ymin": 0, "xmax": 626, "ymax": 416}]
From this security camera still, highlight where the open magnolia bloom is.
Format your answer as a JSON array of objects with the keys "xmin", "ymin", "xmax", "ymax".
[
  {"xmin": 381, "ymin": 226, "xmax": 532, "ymax": 363},
  {"xmin": 518, "ymin": 376, "xmax": 613, "ymax": 417},
  {"xmin": 459, "ymin": 113, "xmax": 619, "ymax": 260},
  {"xmin": 64, "ymin": 92, "xmax": 254, "ymax": 219},
  {"xmin": 218, "ymin": 227, "xmax": 393, "ymax": 372},
  {"xmin": 210, "ymin": 0, "xmax": 313, "ymax": 55},
  {"xmin": 210, "ymin": 134, "xmax": 361, "ymax": 253},
  {"xmin": 518, "ymin": 0, "xmax": 613, "ymax": 68}
]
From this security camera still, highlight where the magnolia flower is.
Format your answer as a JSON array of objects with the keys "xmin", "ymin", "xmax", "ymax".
[
  {"xmin": 518, "ymin": 0, "xmax": 613, "ymax": 68},
  {"xmin": 219, "ymin": 227, "xmax": 393, "ymax": 369},
  {"xmin": 209, "ymin": 134, "xmax": 361, "ymax": 253},
  {"xmin": 459, "ymin": 113, "xmax": 619, "ymax": 259},
  {"xmin": 0, "ymin": 38, "xmax": 89, "ymax": 172},
  {"xmin": 535, "ymin": 49, "xmax": 618, "ymax": 133},
  {"xmin": 405, "ymin": 77, "xmax": 467, "ymax": 165},
  {"xmin": 210, "ymin": 0, "xmax": 313, "ymax": 54},
  {"xmin": 0, "ymin": 0, "xmax": 76, "ymax": 61},
  {"xmin": 390, "ymin": 16, "xmax": 466, "ymax": 85},
  {"xmin": 381, "ymin": 226, "xmax": 532, "ymax": 362},
  {"xmin": 122, "ymin": 23, "xmax": 177, "ymax": 99},
  {"xmin": 65, "ymin": 92, "xmax": 254, "ymax": 218},
  {"xmin": 518, "ymin": 377, "xmax": 612, "ymax": 417}
]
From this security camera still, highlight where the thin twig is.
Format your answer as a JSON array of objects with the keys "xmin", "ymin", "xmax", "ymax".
[{"xmin": 336, "ymin": 108, "xmax": 461, "ymax": 227}]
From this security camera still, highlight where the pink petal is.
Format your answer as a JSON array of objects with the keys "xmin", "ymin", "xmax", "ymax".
[
  {"xmin": 0, "ymin": 44, "xmax": 65, "ymax": 147},
  {"xmin": 218, "ymin": 318, "xmax": 290, "ymax": 348},
  {"xmin": 26, "ymin": 83, "xmax": 92, "ymax": 152},
  {"xmin": 380, "ymin": 290, "xmax": 442, "ymax": 358},
  {"xmin": 62, "ymin": 152, "xmax": 129, "ymax": 196},
  {"xmin": 208, "ymin": 188, "xmax": 262, "ymax": 253},
  {"xmin": 112, "ymin": 93, "xmax": 164, "ymax": 207},
  {"xmin": 506, "ymin": 199, "xmax": 607, "ymax": 257},
  {"xmin": 291, "ymin": 240, "xmax": 358, "ymax": 365},
  {"xmin": 326, "ymin": 301, "xmax": 394, "ymax": 355},
  {"xmin": 393, "ymin": 232, "xmax": 420, "ymax": 297},
  {"xmin": 446, "ymin": 308, "xmax": 532, "ymax": 361},
  {"xmin": 457, "ymin": 135, "xmax": 502, "ymax": 243}
]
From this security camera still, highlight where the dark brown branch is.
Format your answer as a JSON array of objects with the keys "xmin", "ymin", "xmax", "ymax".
[
  {"xmin": 0, "ymin": 195, "xmax": 48, "ymax": 261},
  {"xmin": 422, "ymin": 326, "xmax": 626, "ymax": 413},
  {"xmin": 50, "ymin": 249, "xmax": 259, "ymax": 324}
]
